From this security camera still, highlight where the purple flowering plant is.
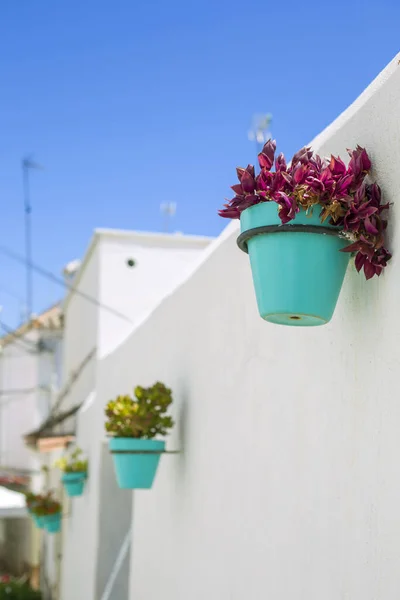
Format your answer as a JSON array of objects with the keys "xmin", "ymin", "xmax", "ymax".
[{"xmin": 219, "ymin": 141, "xmax": 391, "ymax": 279}]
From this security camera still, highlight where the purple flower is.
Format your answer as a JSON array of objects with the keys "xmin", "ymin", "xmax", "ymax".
[
  {"xmin": 341, "ymin": 236, "xmax": 375, "ymax": 259},
  {"xmin": 276, "ymin": 193, "xmax": 299, "ymax": 224},
  {"xmin": 269, "ymin": 171, "xmax": 289, "ymax": 198},
  {"xmin": 343, "ymin": 185, "xmax": 378, "ymax": 232},
  {"xmin": 353, "ymin": 246, "xmax": 392, "ymax": 279},
  {"xmin": 219, "ymin": 141, "xmax": 391, "ymax": 279},
  {"xmin": 329, "ymin": 155, "xmax": 347, "ymax": 177},
  {"xmin": 237, "ymin": 165, "xmax": 255, "ymax": 179},
  {"xmin": 241, "ymin": 170, "xmax": 256, "ymax": 194},
  {"xmin": 364, "ymin": 216, "xmax": 379, "ymax": 236},
  {"xmin": 347, "ymin": 146, "xmax": 371, "ymax": 185},
  {"xmin": 256, "ymin": 168, "xmax": 273, "ymax": 193},
  {"xmin": 335, "ymin": 174, "xmax": 353, "ymax": 197},
  {"xmin": 305, "ymin": 176, "xmax": 325, "ymax": 195},
  {"xmin": 291, "ymin": 146, "xmax": 313, "ymax": 166},
  {"xmin": 275, "ymin": 153, "xmax": 287, "ymax": 172},
  {"xmin": 218, "ymin": 205, "xmax": 240, "ymax": 219},
  {"xmin": 219, "ymin": 164, "xmax": 259, "ymax": 219},
  {"xmin": 258, "ymin": 140, "xmax": 276, "ymax": 171},
  {"xmin": 292, "ymin": 163, "xmax": 310, "ymax": 185}
]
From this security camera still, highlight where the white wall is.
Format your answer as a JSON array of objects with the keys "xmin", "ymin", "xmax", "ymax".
[
  {"xmin": 55, "ymin": 243, "xmax": 100, "ymax": 600},
  {"xmin": 0, "ymin": 328, "xmax": 63, "ymax": 594},
  {"xmin": 61, "ymin": 233, "xmax": 211, "ymax": 405},
  {"xmin": 63, "ymin": 54, "xmax": 400, "ymax": 600},
  {"xmin": 97, "ymin": 232, "xmax": 213, "ymax": 356},
  {"xmin": 0, "ymin": 518, "xmax": 32, "ymax": 575},
  {"xmin": 59, "ymin": 232, "xmax": 212, "ymax": 600},
  {"xmin": 59, "ymin": 398, "xmax": 101, "ymax": 600},
  {"xmin": 94, "ymin": 443, "xmax": 132, "ymax": 600},
  {"xmin": 0, "ymin": 332, "xmax": 41, "ymax": 470},
  {"xmin": 0, "ymin": 329, "xmax": 64, "ymax": 472},
  {"xmin": 62, "ymin": 243, "xmax": 99, "ymax": 412}
]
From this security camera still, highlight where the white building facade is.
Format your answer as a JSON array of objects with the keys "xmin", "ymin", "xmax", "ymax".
[
  {"xmin": 58, "ymin": 53, "xmax": 400, "ymax": 600},
  {"xmin": 55, "ymin": 229, "xmax": 213, "ymax": 600},
  {"xmin": 0, "ymin": 305, "xmax": 63, "ymax": 584}
]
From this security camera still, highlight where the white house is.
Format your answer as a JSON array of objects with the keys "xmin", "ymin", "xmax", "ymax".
[
  {"xmin": 58, "ymin": 53, "xmax": 400, "ymax": 600},
  {"xmin": 0, "ymin": 304, "xmax": 63, "ymax": 586},
  {"xmin": 28, "ymin": 229, "xmax": 213, "ymax": 600}
]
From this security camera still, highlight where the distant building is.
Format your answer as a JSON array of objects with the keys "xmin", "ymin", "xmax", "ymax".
[
  {"xmin": 37, "ymin": 228, "xmax": 213, "ymax": 600},
  {"xmin": 0, "ymin": 303, "xmax": 63, "ymax": 586}
]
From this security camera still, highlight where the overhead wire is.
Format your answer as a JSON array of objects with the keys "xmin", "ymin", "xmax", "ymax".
[
  {"xmin": 0, "ymin": 286, "xmax": 39, "ymax": 353},
  {"xmin": 0, "ymin": 385, "xmax": 50, "ymax": 404},
  {"xmin": 0, "ymin": 283, "xmax": 25, "ymax": 303},
  {"xmin": 0, "ymin": 388, "xmax": 37, "ymax": 396},
  {"xmin": 0, "ymin": 244, "xmax": 132, "ymax": 323}
]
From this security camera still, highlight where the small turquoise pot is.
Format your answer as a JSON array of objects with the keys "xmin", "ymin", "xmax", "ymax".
[
  {"xmin": 109, "ymin": 438, "xmax": 165, "ymax": 489},
  {"xmin": 62, "ymin": 472, "xmax": 87, "ymax": 497},
  {"xmin": 238, "ymin": 202, "xmax": 350, "ymax": 326},
  {"xmin": 45, "ymin": 513, "xmax": 62, "ymax": 534},
  {"xmin": 34, "ymin": 515, "xmax": 47, "ymax": 529}
]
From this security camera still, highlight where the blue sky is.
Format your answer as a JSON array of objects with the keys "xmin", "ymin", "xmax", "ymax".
[{"xmin": 0, "ymin": 0, "xmax": 399, "ymax": 326}]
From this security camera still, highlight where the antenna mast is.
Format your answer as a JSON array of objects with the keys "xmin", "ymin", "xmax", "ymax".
[
  {"xmin": 248, "ymin": 113, "xmax": 272, "ymax": 159},
  {"xmin": 22, "ymin": 155, "xmax": 43, "ymax": 321},
  {"xmin": 160, "ymin": 202, "xmax": 177, "ymax": 233}
]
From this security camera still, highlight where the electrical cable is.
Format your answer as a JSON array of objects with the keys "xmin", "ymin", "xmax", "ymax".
[
  {"xmin": 0, "ymin": 244, "xmax": 132, "ymax": 323},
  {"xmin": 0, "ymin": 388, "xmax": 37, "ymax": 397},
  {"xmin": 0, "ymin": 283, "xmax": 25, "ymax": 303},
  {"xmin": 0, "ymin": 384, "xmax": 50, "ymax": 400}
]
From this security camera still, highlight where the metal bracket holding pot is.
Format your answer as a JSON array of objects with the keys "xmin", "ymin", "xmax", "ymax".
[
  {"xmin": 110, "ymin": 449, "xmax": 180, "ymax": 455},
  {"xmin": 237, "ymin": 224, "xmax": 343, "ymax": 254}
]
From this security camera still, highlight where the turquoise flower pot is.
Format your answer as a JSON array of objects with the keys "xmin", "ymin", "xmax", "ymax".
[
  {"xmin": 238, "ymin": 202, "xmax": 350, "ymax": 326},
  {"xmin": 34, "ymin": 515, "xmax": 46, "ymax": 529},
  {"xmin": 62, "ymin": 472, "xmax": 87, "ymax": 497},
  {"xmin": 109, "ymin": 438, "xmax": 165, "ymax": 489},
  {"xmin": 45, "ymin": 513, "xmax": 62, "ymax": 534}
]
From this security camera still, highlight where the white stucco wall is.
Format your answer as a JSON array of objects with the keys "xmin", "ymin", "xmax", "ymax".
[
  {"xmin": 0, "ymin": 329, "xmax": 62, "ymax": 472},
  {"xmin": 62, "ymin": 54, "xmax": 400, "ymax": 600},
  {"xmin": 61, "ymin": 232, "xmax": 212, "ymax": 402},
  {"xmin": 59, "ymin": 231, "xmax": 212, "ymax": 600},
  {"xmin": 62, "ymin": 243, "xmax": 99, "ymax": 415},
  {"xmin": 97, "ymin": 231, "xmax": 213, "ymax": 356},
  {"xmin": 0, "ymin": 328, "xmax": 63, "ymax": 595},
  {"xmin": 0, "ymin": 334, "xmax": 39, "ymax": 470},
  {"xmin": 54, "ymin": 243, "xmax": 100, "ymax": 600},
  {"xmin": 59, "ymin": 397, "xmax": 101, "ymax": 600},
  {"xmin": 63, "ymin": 242, "xmax": 99, "ymax": 373}
]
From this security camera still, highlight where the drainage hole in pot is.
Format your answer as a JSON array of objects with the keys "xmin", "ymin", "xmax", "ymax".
[{"xmin": 289, "ymin": 316, "xmax": 301, "ymax": 320}]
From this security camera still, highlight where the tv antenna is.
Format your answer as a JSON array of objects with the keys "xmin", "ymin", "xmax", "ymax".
[
  {"xmin": 22, "ymin": 155, "xmax": 43, "ymax": 321},
  {"xmin": 160, "ymin": 202, "xmax": 177, "ymax": 233},
  {"xmin": 248, "ymin": 113, "xmax": 272, "ymax": 157}
]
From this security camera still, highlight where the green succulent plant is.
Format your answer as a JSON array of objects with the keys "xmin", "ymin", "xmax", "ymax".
[
  {"xmin": 54, "ymin": 447, "xmax": 88, "ymax": 474},
  {"xmin": 105, "ymin": 382, "xmax": 174, "ymax": 439}
]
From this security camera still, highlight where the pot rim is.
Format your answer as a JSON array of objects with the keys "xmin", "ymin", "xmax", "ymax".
[{"xmin": 237, "ymin": 223, "xmax": 344, "ymax": 254}]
